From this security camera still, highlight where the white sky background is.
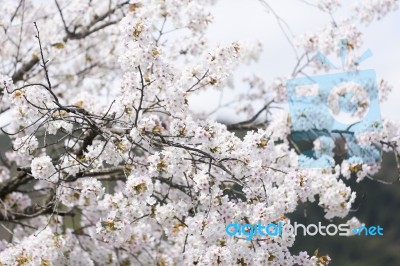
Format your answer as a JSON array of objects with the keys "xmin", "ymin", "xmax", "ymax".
[{"xmin": 192, "ymin": 0, "xmax": 400, "ymax": 123}]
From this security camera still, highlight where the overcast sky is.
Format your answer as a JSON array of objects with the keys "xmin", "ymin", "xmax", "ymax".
[{"xmin": 193, "ymin": 0, "xmax": 400, "ymax": 122}]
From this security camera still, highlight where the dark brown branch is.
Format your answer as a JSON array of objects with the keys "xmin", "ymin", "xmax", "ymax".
[{"xmin": 226, "ymin": 100, "xmax": 274, "ymax": 130}]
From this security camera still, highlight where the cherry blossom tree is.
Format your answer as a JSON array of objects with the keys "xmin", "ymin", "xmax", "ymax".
[{"xmin": 0, "ymin": 0, "xmax": 399, "ymax": 265}]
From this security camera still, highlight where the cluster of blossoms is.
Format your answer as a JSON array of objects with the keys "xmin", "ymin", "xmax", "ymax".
[
  {"xmin": 0, "ymin": 0, "xmax": 398, "ymax": 265},
  {"xmin": 317, "ymin": 0, "xmax": 341, "ymax": 12},
  {"xmin": 354, "ymin": 0, "xmax": 399, "ymax": 24},
  {"xmin": 31, "ymin": 156, "xmax": 57, "ymax": 182}
]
